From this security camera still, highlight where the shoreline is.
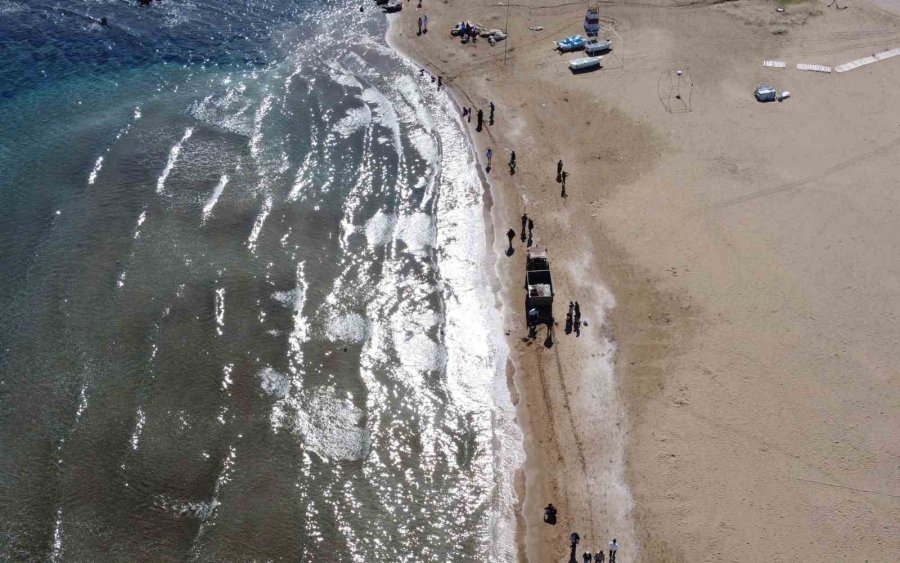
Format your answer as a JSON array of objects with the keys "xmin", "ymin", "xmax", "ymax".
[
  {"xmin": 384, "ymin": 16, "xmax": 528, "ymax": 560},
  {"xmin": 385, "ymin": 7, "xmax": 639, "ymax": 562}
]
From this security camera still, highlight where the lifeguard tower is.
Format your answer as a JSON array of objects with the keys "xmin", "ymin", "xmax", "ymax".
[{"xmin": 525, "ymin": 246, "xmax": 555, "ymax": 328}]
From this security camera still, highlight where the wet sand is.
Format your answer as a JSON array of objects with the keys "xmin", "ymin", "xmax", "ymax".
[{"xmin": 390, "ymin": 0, "xmax": 900, "ymax": 561}]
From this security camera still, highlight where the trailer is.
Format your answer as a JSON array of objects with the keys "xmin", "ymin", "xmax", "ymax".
[{"xmin": 525, "ymin": 246, "xmax": 555, "ymax": 327}]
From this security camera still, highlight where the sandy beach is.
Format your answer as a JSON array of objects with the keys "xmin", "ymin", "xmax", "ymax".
[{"xmin": 390, "ymin": 0, "xmax": 900, "ymax": 561}]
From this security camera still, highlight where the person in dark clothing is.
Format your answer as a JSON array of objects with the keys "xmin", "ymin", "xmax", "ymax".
[
  {"xmin": 489, "ymin": 101, "xmax": 495, "ymax": 125},
  {"xmin": 569, "ymin": 532, "xmax": 581, "ymax": 563},
  {"xmin": 594, "ymin": 551, "xmax": 605, "ymax": 563},
  {"xmin": 509, "ymin": 150, "xmax": 516, "ymax": 174},
  {"xmin": 437, "ymin": 76, "xmax": 443, "ymax": 89},
  {"xmin": 527, "ymin": 218, "xmax": 534, "ymax": 234},
  {"xmin": 608, "ymin": 539, "xmax": 618, "ymax": 562},
  {"xmin": 574, "ymin": 301, "xmax": 581, "ymax": 321},
  {"xmin": 520, "ymin": 213, "xmax": 528, "ymax": 241},
  {"xmin": 561, "ymin": 170, "xmax": 568, "ymax": 197},
  {"xmin": 506, "ymin": 228, "xmax": 515, "ymax": 252},
  {"xmin": 417, "ymin": 17, "xmax": 422, "ymax": 35},
  {"xmin": 557, "ymin": 159, "xmax": 564, "ymax": 182},
  {"xmin": 583, "ymin": 552, "xmax": 593, "ymax": 563},
  {"xmin": 543, "ymin": 503, "xmax": 557, "ymax": 525},
  {"xmin": 476, "ymin": 108, "xmax": 484, "ymax": 131},
  {"xmin": 462, "ymin": 107, "xmax": 469, "ymax": 118}
]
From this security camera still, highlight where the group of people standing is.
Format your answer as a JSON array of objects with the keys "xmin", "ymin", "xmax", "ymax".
[
  {"xmin": 416, "ymin": 14, "xmax": 429, "ymax": 35},
  {"xmin": 570, "ymin": 532, "xmax": 619, "ymax": 563},
  {"xmin": 566, "ymin": 301, "xmax": 582, "ymax": 336},
  {"xmin": 557, "ymin": 159, "xmax": 570, "ymax": 197}
]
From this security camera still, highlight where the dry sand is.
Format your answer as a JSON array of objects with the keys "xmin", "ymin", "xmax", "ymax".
[{"xmin": 389, "ymin": 0, "xmax": 900, "ymax": 560}]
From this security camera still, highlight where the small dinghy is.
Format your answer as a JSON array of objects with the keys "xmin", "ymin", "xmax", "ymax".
[
  {"xmin": 585, "ymin": 38, "xmax": 612, "ymax": 56},
  {"xmin": 568, "ymin": 56, "xmax": 601, "ymax": 72},
  {"xmin": 555, "ymin": 34, "xmax": 586, "ymax": 52}
]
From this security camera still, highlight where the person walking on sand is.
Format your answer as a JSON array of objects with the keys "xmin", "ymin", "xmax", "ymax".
[
  {"xmin": 506, "ymin": 228, "xmax": 515, "ymax": 251},
  {"xmin": 557, "ymin": 159, "xmax": 564, "ymax": 182},
  {"xmin": 509, "ymin": 150, "xmax": 516, "ymax": 174},
  {"xmin": 574, "ymin": 301, "xmax": 581, "ymax": 322},
  {"xmin": 417, "ymin": 17, "xmax": 422, "ymax": 35},
  {"xmin": 608, "ymin": 539, "xmax": 618, "ymax": 563},
  {"xmin": 477, "ymin": 108, "xmax": 484, "ymax": 131},
  {"xmin": 486, "ymin": 148, "xmax": 493, "ymax": 170},
  {"xmin": 462, "ymin": 107, "xmax": 468, "ymax": 119},
  {"xmin": 521, "ymin": 212, "xmax": 528, "ymax": 241},
  {"xmin": 569, "ymin": 532, "xmax": 581, "ymax": 563},
  {"xmin": 489, "ymin": 101, "xmax": 495, "ymax": 125},
  {"xmin": 423, "ymin": 14, "xmax": 428, "ymax": 33},
  {"xmin": 594, "ymin": 551, "xmax": 605, "ymax": 563},
  {"xmin": 583, "ymin": 551, "xmax": 592, "ymax": 563},
  {"xmin": 561, "ymin": 170, "xmax": 568, "ymax": 197},
  {"xmin": 437, "ymin": 76, "xmax": 443, "ymax": 90},
  {"xmin": 527, "ymin": 217, "xmax": 534, "ymax": 234}
]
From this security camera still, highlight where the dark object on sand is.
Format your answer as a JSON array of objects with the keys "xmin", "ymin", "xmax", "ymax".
[
  {"xmin": 382, "ymin": 2, "xmax": 402, "ymax": 13},
  {"xmin": 544, "ymin": 503, "xmax": 558, "ymax": 524},
  {"xmin": 374, "ymin": 0, "xmax": 390, "ymax": 5}
]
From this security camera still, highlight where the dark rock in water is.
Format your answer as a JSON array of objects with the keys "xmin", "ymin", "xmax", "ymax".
[
  {"xmin": 100, "ymin": 17, "xmax": 108, "ymax": 26},
  {"xmin": 139, "ymin": 0, "xmax": 154, "ymax": 6},
  {"xmin": 374, "ymin": 0, "xmax": 390, "ymax": 5}
]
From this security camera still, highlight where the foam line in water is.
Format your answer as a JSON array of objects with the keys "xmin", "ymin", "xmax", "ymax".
[
  {"xmin": 214, "ymin": 287, "xmax": 225, "ymax": 336},
  {"xmin": 87, "ymin": 155, "xmax": 103, "ymax": 185},
  {"xmin": 156, "ymin": 127, "xmax": 193, "ymax": 193},
  {"xmin": 50, "ymin": 506, "xmax": 63, "ymax": 562},
  {"xmin": 201, "ymin": 174, "xmax": 228, "ymax": 223},
  {"xmin": 247, "ymin": 195, "xmax": 272, "ymax": 251},
  {"xmin": 130, "ymin": 407, "xmax": 145, "ymax": 451}
]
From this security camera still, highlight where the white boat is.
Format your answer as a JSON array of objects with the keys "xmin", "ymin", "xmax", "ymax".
[
  {"xmin": 584, "ymin": 38, "xmax": 611, "ymax": 56},
  {"xmin": 568, "ymin": 56, "xmax": 601, "ymax": 71},
  {"xmin": 584, "ymin": 8, "xmax": 601, "ymax": 36}
]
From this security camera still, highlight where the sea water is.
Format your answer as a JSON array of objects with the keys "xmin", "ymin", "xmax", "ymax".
[{"xmin": 0, "ymin": 1, "xmax": 521, "ymax": 559}]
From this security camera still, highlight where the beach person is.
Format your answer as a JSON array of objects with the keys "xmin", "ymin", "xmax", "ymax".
[
  {"xmin": 528, "ymin": 217, "xmax": 534, "ymax": 233},
  {"xmin": 437, "ymin": 76, "xmax": 443, "ymax": 89},
  {"xmin": 557, "ymin": 159, "xmax": 564, "ymax": 182},
  {"xmin": 417, "ymin": 17, "xmax": 422, "ymax": 34},
  {"xmin": 521, "ymin": 212, "xmax": 528, "ymax": 241},
  {"xmin": 423, "ymin": 14, "xmax": 428, "ymax": 32},
  {"xmin": 583, "ymin": 552, "xmax": 592, "ymax": 563},
  {"xmin": 569, "ymin": 532, "xmax": 581, "ymax": 563},
  {"xmin": 489, "ymin": 101, "xmax": 495, "ymax": 124},
  {"xmin": 509, "ymin": 150, "xmax": 516, "ymax": 174},
  {"xmin": 594, "ymin": 551, "xmax": 605, "ymax": 563},
  {"xmin": 562, "ymin": 170, "xmax": 568, "ymax": 189},
  {"xmin": 569, "ymin": 301, "xmax": 575, "ymax": 318},
  {"xmin": 462, "ymin": 107, "xmax": 468, "ymax": 118},
  {"xmin": 486, "ymin": 148, "xmax": 493, "ymax": 168},
  {"xmin": 574, "ymin": 301, "xmax": 581, "ymax": 321},
  {"xmin": 543, "ymin": 503, "xmax": 557, "ymax": 524},
  {"xmin": 608, "ymin": 539, "xmax": 618, "ymax": 562},
  {"xmin": 477, "ymin": 108, "xmax": 484, "ymax": 130},
  {"xmin": 506, "ymin": 228, "xmax": 515, "ymax": 250}
]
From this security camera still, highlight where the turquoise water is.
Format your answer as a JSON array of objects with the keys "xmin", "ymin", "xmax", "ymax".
[{"xmin": 0, "ymin": 1, "xmax": 520, "ymax": 559}]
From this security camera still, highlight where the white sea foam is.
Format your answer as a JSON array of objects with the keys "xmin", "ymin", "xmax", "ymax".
[
  {"xmin": 156, "ymin": 127, "xmax": 193, "ymax": 193},
  {"xmin": 363, "ymin": 209, "xmax": 396, "ymax": 247},
  {"xmin": 361, "ymin": 87, "xmax": 402, "ymax": 156},
  {"xmin": 130, "ymin": 407, "xmax": 145, "ymax": 451},
  {"xmin": 50, "ymin": 506, "xmax": 63, "ymax": 561},
  {"xmin": 247, "ymin": 195, "xmax": 272, "ymax": 251},
  {"xmin": 214, "ymin": 287, "xmax": 225, "ymax": 336},
  {"xmin": 202, "ymin": 174, "xmax": 228, "ymax": 223},
  {"xmin": 259, "ymin": 366, "xmax": 290, "ymax": 400},
  {"xmin": 87, "ymin": 155, "xmax": 103, "ymax": 185},
  {"xmin": 325, "ymin": 312, "xmax": 368, "ymax": 343},
  {"xmin": 395, "ymin": 211, "xmax": 434, "ymax": 256},
  {"xmin": 250, "ymin": 94, "xmax": 273, "ymax": 159},
  {"xmin": 332, "ymin": 105, "xmax": 372, "ymax": 137}
]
